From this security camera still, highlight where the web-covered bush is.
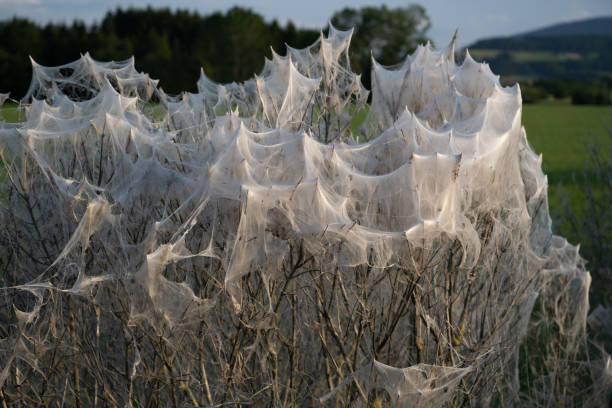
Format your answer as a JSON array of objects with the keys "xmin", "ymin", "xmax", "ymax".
[{"xmin": 0, "ymin": 26, "xmax": 609, "ymax": 407}]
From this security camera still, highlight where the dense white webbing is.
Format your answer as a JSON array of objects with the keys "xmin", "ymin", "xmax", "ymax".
[{"xmin": 0, "ymin": 26, "xmax": 609, "ymax": 407}]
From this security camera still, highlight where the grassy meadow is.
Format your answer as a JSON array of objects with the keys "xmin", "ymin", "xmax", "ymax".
[
  {"xmin": 523, "ymin": 104, "xmax": 611, "ymax": 183},
  {"xmin": 0, "ymin": 103, "xmax": 21, "ymax": 123},
  {"xmin": 522, "ymin": 104, "xmax": 611, "ymax": 241}
]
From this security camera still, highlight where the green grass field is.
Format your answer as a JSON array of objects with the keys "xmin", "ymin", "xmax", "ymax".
[
  {"xmin": 523, "ymin": 104, "xmax": 611, "ymax": 184},
  {"xmin": 522, "ymin": 104, "xmax": 611, "ymax": 230},
  {"xmin": 0, "ymin": 103, "xmax": 22, "ymax": 123}
]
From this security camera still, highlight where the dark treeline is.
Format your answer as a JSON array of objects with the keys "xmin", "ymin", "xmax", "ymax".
[
  {"xmin": 0, "ymin": 5, "xmax": 431, "ymax": 99},
  {"xmin": 520, "ymin": 77, "xmax": 612, "ymax": 105},
  {"xmin": 0, "ymin": 7, "xmax": 319, "ymax": 97}
]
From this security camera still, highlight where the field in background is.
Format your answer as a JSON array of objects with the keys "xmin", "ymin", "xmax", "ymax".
[
  {"xmin": 522, "ymin": 104, "xmax": 611, "ymax": 181},
  {"xmin": 0, "ymin": 103, "xmax": 21, "ymax": 123},
  {"xmin": 2, "ymin": 102, "xmax": 609, "ymax": 240},
  {"xmin": 522, "ymin": 104, "xmax": 610, "ymax": 240}
]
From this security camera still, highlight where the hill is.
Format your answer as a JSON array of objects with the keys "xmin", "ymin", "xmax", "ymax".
[
  {"xmin": 466, "ymin": 17, "xmax": 612, "ymax": 83},
  {"xmin": 516, "ymin": 16, "xmax": 612, "ymax": 37}
]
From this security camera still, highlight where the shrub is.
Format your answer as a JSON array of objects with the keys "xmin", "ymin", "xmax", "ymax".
[{"xmin": 0, "ymin": 28, "xmax": 609, "ymax": 407}]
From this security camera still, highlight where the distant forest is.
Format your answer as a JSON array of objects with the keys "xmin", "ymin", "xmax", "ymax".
[
  {"xmin": 0, "ymin": 8, "xmax": 319, "ymax": 97},
  {"xmin": 0, "ymin": 5, "xmax": 431, "ymax": 99},
  {"xmin": 1, "ymin": 7, "xmax": 609, "ymax": 104}
]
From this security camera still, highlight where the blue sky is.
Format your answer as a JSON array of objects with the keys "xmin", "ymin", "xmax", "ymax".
[{"xmin": 0, "ymin": 0, "xmax": 611, "ymax": 47}]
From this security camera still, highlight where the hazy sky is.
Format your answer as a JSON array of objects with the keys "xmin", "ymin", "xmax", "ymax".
[{"xmin": 1, "ymin": 0, "xmax": 611, "ymax": 47}]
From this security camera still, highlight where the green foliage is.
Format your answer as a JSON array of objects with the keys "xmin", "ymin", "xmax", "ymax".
[
  {"xmin": 520, "ymin": 83, "xmax": 550, "ymax": 104},
  {"xmin": 331, "ymin": 4, "xmax": 431, "ymax": 89},
  {"xmin": 517, "ymin": 77, "xmax": 612, "ymax": 105}
]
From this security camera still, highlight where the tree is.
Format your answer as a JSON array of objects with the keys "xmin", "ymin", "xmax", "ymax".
[{"xmin": 331, "ymin": 4, "xmax": 431, "ymax": 88}]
